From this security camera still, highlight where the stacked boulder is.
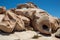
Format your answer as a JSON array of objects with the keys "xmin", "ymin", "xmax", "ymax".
[{"xmin": 0, "ymin": 2, "xmax": 60, "ymax": 36}]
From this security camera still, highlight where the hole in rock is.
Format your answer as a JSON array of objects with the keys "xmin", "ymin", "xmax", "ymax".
[{"xmin": 42, "ymin": 25, "xmax": 49, "ymax": 31}]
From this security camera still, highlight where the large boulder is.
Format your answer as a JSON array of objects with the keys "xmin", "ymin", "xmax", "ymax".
[
  {"xmin": 15, "ymin": 8, "xmax": 59, "ymax": 34},
  {"xmin": 32, "ymin": 10, "xmax": 51, "ymax": 34},
  {"xmin": 0, "ymin": 2, "xmax": 59, "ymax": 35}
]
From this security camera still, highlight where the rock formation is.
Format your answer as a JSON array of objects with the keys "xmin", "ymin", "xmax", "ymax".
[
  {"xmin": 0, "ymin": 2, "xmax": 60, "ymax": 36},
  {"xmin": 0, "ymin": 6, "xmax": 6, "ymax": 14},
  {"xmin": 55, "ymin": 28, "xmax": 60, "ymax": 38}
]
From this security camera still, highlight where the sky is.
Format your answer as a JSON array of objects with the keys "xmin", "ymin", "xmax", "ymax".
[{"xmin": 0, "ymin": 0, "xmax": 60, "ymax": 18}]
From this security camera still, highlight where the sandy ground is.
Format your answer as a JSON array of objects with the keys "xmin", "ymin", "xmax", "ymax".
[{"xmin": 0, "ymin": 30, "xmax": 60, "ymax": 40}]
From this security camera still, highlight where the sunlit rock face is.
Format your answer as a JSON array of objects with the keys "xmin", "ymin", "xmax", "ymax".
[
  {"xmin": 0, "ymin": 2, "xmax": 60, "ymax": 36},
  {"xmin": 55, "ymin": 28, "xmax": 60, "ymax": 38}
]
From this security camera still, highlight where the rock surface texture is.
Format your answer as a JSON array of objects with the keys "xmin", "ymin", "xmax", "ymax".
[
  {"xmin": 0, "ymin": 2, "xmax": 60, "ymax": 40},
  {"xmin": 55, "ymin": 28, "xmax": 60, "ymax": 38}
]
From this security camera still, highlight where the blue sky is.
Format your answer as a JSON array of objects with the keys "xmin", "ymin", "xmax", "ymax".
[{"xmin": 0, "ymin": 0, "xmax": 60, "ymax": 18}]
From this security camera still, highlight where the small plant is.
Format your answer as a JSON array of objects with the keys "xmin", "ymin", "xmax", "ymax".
[{"xmin": 32, "ymin": 34, "xmax": 41, "ymax": 39}]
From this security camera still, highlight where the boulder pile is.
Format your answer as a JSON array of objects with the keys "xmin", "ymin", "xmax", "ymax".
[{"xmin": 0, "ymin": 2, "xmax": 60, "ymax": 38}]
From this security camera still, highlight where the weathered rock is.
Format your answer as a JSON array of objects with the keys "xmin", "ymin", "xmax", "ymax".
[
  {"xmin": 15, "ymin": 8, "xmax": 49, "ymax": 20},
  {"xmin": 26, "ymin": 2, "xmax": 38, "ymax": 8},
  {"xmin": 7, "ymin": 10, "xmax": 25, "ymax": 31},
  {"xmin": 0, "ymin": 11, "xmax": 16, "ymax": 32},
  {"xmin": 0, "ymin": 6, "xmax": 6, "ymax": 14},
  {"xmin": 15, "ymin": 8, "xmax": 59, "ymax": 34},
  {"xmin": 15, "ymin": 8, "xmax": 37, "ymax": 20},
  {"xmin": 49, "ymin": 16, "xmax": 59, "ymax": 33},
  {"xmin": 24, "ymin": 9, "xmax": 36, "ymax": 20},
  {"xmin": 17, "ymin": 2, "xmax": 37, "ymax": 9},
  {"xmin": 12, "ymin": 7, "xmax": 60, "ymax": 35},
  {"xmin": 17, "ymin": 3, "xmax": 29, "ymax": 9},
  {"xmin": 0, "ymin": 2, "xmax": 60, "ymax": 40},
  {"xmin": 0, "ymin": 20, "xmax": 16, "ymax": 32},
  {"xmin": 3, "ymin": 14, "xmax": 10, "ymax": 21},
  {"xmin": 0, "ymin": 2, "xmax": 59, "ymax": 36},
  {"xmin": 55, "ymin": 28, "xmax": 60, "ymax": 38},
  {"xmin": 32, "ymin": 11, "xmax": 51, "ymax": 35},
  {"xmin": 15, "ymin": 9, "xmax": 25, "ymax": 16},
  {"xmin": 10, "ymin": 8, "xmax": 16, "ymax": 13},
  {"xmin": 0, "ymin": 14, "xmax": 5, "ymax": 22},
  {"xmin": 58, "ymin": 19, "xmax": 60, "ymax": 25},
  {"xmin": 18, "ymin": 15, "xmax": 30, "ymax": 26}
]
